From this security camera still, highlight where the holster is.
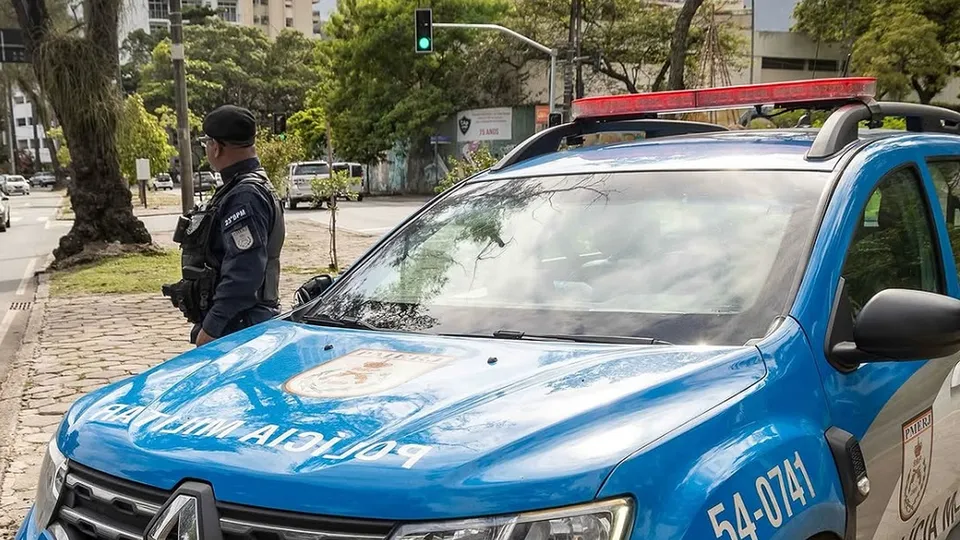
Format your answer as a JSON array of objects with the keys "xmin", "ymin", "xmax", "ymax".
[{"xmin": 161, "ymin": 265, "xmax": 218, "ymax": 325}]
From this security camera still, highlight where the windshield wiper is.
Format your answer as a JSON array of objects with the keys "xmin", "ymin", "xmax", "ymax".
[
  {"xmin": 442, "ymin": 329, "xmax": 672, "ymax": 345},
  {"xmin": 301, "ymin": 313, "xmax": 382, "ymax": 331}
]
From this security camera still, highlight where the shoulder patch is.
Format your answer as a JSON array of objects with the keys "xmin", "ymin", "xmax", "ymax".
[
  {"xmin": 231, "ymin": 225, "xmax": 255, "ymax": 251},
  {"xmin": 222, "ymin": 203, "xmax": 252, "ymax": 229}
]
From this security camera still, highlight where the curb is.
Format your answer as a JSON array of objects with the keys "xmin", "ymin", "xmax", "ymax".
[{"xmin": 0, "ymin": 265, "xmax": 50, "ymax": 512}]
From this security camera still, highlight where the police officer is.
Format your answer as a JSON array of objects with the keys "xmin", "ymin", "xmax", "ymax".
[{"xmin": 163, "ymin": 105, "xmax": 285, "ymax": 346}]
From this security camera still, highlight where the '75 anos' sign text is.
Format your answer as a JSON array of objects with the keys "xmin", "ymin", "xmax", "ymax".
[{"xmin": 87, "ymin": 402, "xmax": 432, "ymax": 469}]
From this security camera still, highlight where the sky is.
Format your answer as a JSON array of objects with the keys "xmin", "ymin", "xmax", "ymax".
[{"xmin": 745, "ymin": 0, "xmax": 800, "ymax": 31}]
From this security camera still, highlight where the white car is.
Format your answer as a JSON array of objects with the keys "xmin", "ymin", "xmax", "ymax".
[
  {"xmin": 0, "ymin": 190, "xmax": 9, "ymax": 232},
  {"xmin": 4, "ymin": 175, "xmax": 30, "ymax": 195},
  {"xmin": 285, "ymin": 161, "xmax": 329, "ymax": 209},
  {"xmin": 152, "ymin": 174, "xmax": 174, "ymax": 190}
]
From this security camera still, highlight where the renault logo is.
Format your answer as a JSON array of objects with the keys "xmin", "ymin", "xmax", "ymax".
[{"xmin": 143, "ymin": 482, "xmax": 223, "ymax": 540}]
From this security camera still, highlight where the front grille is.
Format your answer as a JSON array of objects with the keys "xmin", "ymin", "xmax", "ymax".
[{"xmin": 55, "ymin": 462, "xmax": 396, "ymax": 540}]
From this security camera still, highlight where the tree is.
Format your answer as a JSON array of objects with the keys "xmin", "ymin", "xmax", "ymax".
[
  {"xmin": 256, "ymin": 131, "xmax": 306, "ymax": 197},
  {"xmin": 48, "ymin": 126, "xmax": 70, "ymax": 167},
  {"xmin": 287, "ymin": 107, "xmax": 327, "ymax": 158},
  {"xmin": 320, "ymin": 0, "xmax": 512, "ymax": 164},
  {"xmin": 117, "ymin": 94, "xmax": 176, "ymax": 183},
  {"xmin": 263, "ymin": 30, "xmax": 322, "ymax": 117},
  {"xmin": 793, "ymin": 0, "xmax": 960, "ymax": 103},
  {"xmin": 436, "ymin": 145, "xmax": 498, "ymax": 193},
  {"xmin": 139, "ymin": 21, "xmax": 322, "ymax": 123},
  {"xmin": 120, "ymin": 28, "xmax": 166, "ymax": 95},
  {"xmin": 13, "ymin": 0, "xmax": 152, "ymax": 261},
  {"xmin": 507, "ymin": 0, "xmax": 743, "ymax": 94},
  {"xmin": 852, "ymin": 3, "xmax": 948, "ymax": 102},
  {"xmin": 310, "ymin": 168, "xmax": 357, "ymax": 270}
]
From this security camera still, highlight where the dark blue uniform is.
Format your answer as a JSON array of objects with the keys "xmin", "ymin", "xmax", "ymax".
[{"xmin": 193, "ymin": 157, "xmax": 283, "ymax": 341}]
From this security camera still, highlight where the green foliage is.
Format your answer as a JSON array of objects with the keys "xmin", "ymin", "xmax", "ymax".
[
  {"xmin": 120, "ymin": 29, "xmax": 167, "ymax": 95},
  {"xmin": 436, "ymin": 145, "xmax": 498, "ymax": 193},
  {"xmin": 256, "ymin": 132, "xmax": 306, "ymax": 196},
  {"xmin": 140, "ymin": 22, "xmax": 322, "ymax": 124},
  {"xmin": 287, "ymin": 107, "xmax": 327, "ymax": 157},
  {"xmin": 310, "ymin": 168, "xmax": 357, "ymax": 205},
  {"xmin": 793, "ymin": 0, "xmax": 960, "ymax": 103},
  {"xmin": 48, "ymin": 126, "xmax": 71, "ymax": 167},
  {"xmin": 320, "ymin": 0, "xmax": 513, "ymax": 164},
  {"xmin": 117, "ymin": 94, "xmax": 177, "ymax": 183}
]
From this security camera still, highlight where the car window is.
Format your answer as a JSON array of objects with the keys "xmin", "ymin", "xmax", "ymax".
[
  {"xmin": 312, "ymin": 170, "xmax": 829, "ymax": 345},
  {"xmin": 294, "ymin": 163, "xmax": 329, "ymax": 176},
  {"xmin": 841, "ymin": 166, "xmax": 942, "ymax": 317},
  {"xmin": 927, "ymin": 159, "xmax": 960, "ymax": 284}
]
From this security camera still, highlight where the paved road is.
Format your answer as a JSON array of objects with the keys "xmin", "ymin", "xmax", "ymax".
[
  {"xmin": 139, "ymin": 196, "xmax": 431, "ymax": 239},
  {"xmin": 0, "ymin": 189, "xmax": 66, "ymax": 378}
]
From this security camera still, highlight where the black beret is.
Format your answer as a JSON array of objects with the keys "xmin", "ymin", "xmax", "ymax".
[{"xmin": 202, "ymin": 105, "xmax": 256, "ymax": 146}]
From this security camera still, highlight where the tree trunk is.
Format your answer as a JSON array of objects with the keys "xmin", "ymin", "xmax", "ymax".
[
  {"xmin": 652, "ymin": 59, "xmax": 671, "ymax": 92},
  {"xmin": 666, "ymin": 0, "xmax": 705, "ymax": 90},
  {"xmin": 12, "ymin": 0, "xmax": 151, "ymax": 261}
]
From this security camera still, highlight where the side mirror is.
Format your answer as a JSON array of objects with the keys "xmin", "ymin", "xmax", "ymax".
[
  {"xmin": 831, "ymin": 288, "xmax": 960, "ymax": 367},
  {"xmin": 293, "ymin": 274, "xmax": 334, "ymax": 307}
]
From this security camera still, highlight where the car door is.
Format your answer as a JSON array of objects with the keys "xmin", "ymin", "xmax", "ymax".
[{"xmin": 810, "ymin": 163, "xmax": 960, "ymax": 540}]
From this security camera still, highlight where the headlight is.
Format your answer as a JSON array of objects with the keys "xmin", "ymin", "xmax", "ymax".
[
  {"xmin": 32, "ymin": 436, "xmax": 67, "ymax": 530},
  {"xmin": 391, "ymin": 499, "xmax": 632, "ymax": 540}
]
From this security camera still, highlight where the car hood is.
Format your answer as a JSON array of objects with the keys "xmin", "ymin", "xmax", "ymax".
[{"xmin": 61, "ymin": 320, "xmax": 764, "ymax": 519}]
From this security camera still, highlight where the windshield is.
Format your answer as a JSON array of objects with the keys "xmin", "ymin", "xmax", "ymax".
[
  {"xmin": 295, "ymin": 163, "xmax": 329, "ymax": 176},
  {"xmin": 310, "ymin": 171, "xmax": 828, "ymax": 345}
]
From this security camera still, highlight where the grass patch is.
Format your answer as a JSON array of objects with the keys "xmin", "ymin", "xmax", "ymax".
[{"xmin": 50, "ymin": 249, "xmax": 181, "ymax": 296}]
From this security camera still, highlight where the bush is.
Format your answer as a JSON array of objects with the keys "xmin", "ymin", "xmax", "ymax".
[{"xmin": 435, "ymin": 145, "xmax": 498, "ymax": 194}]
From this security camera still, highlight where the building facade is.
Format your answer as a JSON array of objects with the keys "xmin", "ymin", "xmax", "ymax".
[
  {"xmin": 8, "ymin": 87, "xmax": 51, "ymax": 166},
  {"xmin": 125, "ymin": 0, "xmax": 315, "ymax": 39}
]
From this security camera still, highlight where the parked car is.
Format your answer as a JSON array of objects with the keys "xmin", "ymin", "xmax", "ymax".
[
  {"xmin": 0, "ymin": 190, "xmax": 9, "ymax": 232},
  {"xmin": 332, "ymin": 161, "xmax": 365, "ymax": 201},
  {"xmin": 4, "ymin": 175, "xmax": 30, "ymax": 195},
  {"xmin": 193, "ymin": 171, "xmax": 218, "ymax": 194},
  {"xmin": 29, "ymin": 172, "xmax": 55, "ymax": 188},
  {"xmin": 284, "ymin": 160, "xmax": 329, "ymax": 209},
  {"xmin": 151, "ymin": 173, "xmax": 174, "ymax": 190}
]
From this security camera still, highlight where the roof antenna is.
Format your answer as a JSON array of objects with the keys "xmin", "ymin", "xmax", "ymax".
[
  {"xmin": 796, "ymin": 112, "xmax": 812, "ymax": 128},
  {"xmin": 841, "ymin": 53, "xmax": 852, "ymax": 77}
]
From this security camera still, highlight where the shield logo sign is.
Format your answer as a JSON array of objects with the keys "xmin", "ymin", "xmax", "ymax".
[
  {"xmin": 900, "ymin": 407, "xmax": 934, "ymax": 521},
  {"xmin": 458, "ymin": 116, "xmax": 472, "ymax": 135},
  {"xmin": 283, "ymin": 349, "xmax": 453, "ymax": 399}
]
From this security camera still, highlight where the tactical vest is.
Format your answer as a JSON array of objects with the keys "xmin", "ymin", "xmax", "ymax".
[{"xmin": 176, "ymin": 169, "xmax": 285, "ymax": 312}]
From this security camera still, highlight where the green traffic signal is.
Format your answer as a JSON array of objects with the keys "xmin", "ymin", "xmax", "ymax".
[
  {"xmin": 415, "ymin": 8, "xmax": 433, "ymax": 53},
  {"xmin": 418, "ymin": 37, "xmax": 431, "ymax": 50}
]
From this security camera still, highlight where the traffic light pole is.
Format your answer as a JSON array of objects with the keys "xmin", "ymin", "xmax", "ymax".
[{"xmin": 432, "ymin": 23, "xmax": 557, "ymax": 115}]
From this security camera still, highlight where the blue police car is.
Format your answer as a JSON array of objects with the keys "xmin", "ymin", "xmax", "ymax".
[{"xmin": 17, "ymin": 77, "xmax": 960, "ymax": 540}]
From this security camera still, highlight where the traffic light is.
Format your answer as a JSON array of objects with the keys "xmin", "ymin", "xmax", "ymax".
[
  {"xmin": 273, "ymin": 112, "xmax": 287, "ymax": 135},
  {"xmin": 415, "ymin": 8, "xmax": 433, "ymax": 53}
]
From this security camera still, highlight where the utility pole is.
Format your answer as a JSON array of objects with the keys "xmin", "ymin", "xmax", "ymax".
[
  {"xmin": 562, "ymin": 0, "xmax": 577, "ymax": 120},
  {"xmin": 4, "ymin": 70, "xmax": 16, "ymax": 174},
  {"xmin": 170, "ymin": 0, "xmax": 194, "ymax": 212},
  {"xmin": 574, "ymin": 0, "xmax": 583, "ymax": 99}
]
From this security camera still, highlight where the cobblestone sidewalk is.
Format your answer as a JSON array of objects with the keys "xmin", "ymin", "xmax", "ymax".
[{"xmin": 0, "ymin": 223, "xmax": 379, "ymax": 536}]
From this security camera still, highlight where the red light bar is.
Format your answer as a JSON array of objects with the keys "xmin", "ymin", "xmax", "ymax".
[{"xmin": 571, "ymin": 77, "xmax": 877, "ymax": 120}]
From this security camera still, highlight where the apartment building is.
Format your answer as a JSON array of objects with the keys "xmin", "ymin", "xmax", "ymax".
[
  {"xmin": 125, "ymin": 0, "xmax": 315, "ymax": 39},
  {"xmin": 6, "ymin": 87, "xmax": 51, "ymax": 165}
]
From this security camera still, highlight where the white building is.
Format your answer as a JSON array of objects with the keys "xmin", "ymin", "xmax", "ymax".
[
  {"xmin": 8, "ymin": 87, "xmax": 51, "ymax": 165},
  {"xmin": 122, "ymin": 0, "xmax": 316, "ymax": 40}
]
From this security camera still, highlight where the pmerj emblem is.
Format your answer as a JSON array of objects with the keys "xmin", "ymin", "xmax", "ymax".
[
  {"xmin": 900, "ymin": 407, "xmax": 934, "ymax": 521},
  {"xmin": 230, "ymin": 226, "xmax": 254, "ymax": 251},
  {"xmin": 284, "ymin": 349, "xmax": 453, "ymax": 399},
  {"xmin": 458, "ymin": 115, "xmax": 471, "ymax": 135}
]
